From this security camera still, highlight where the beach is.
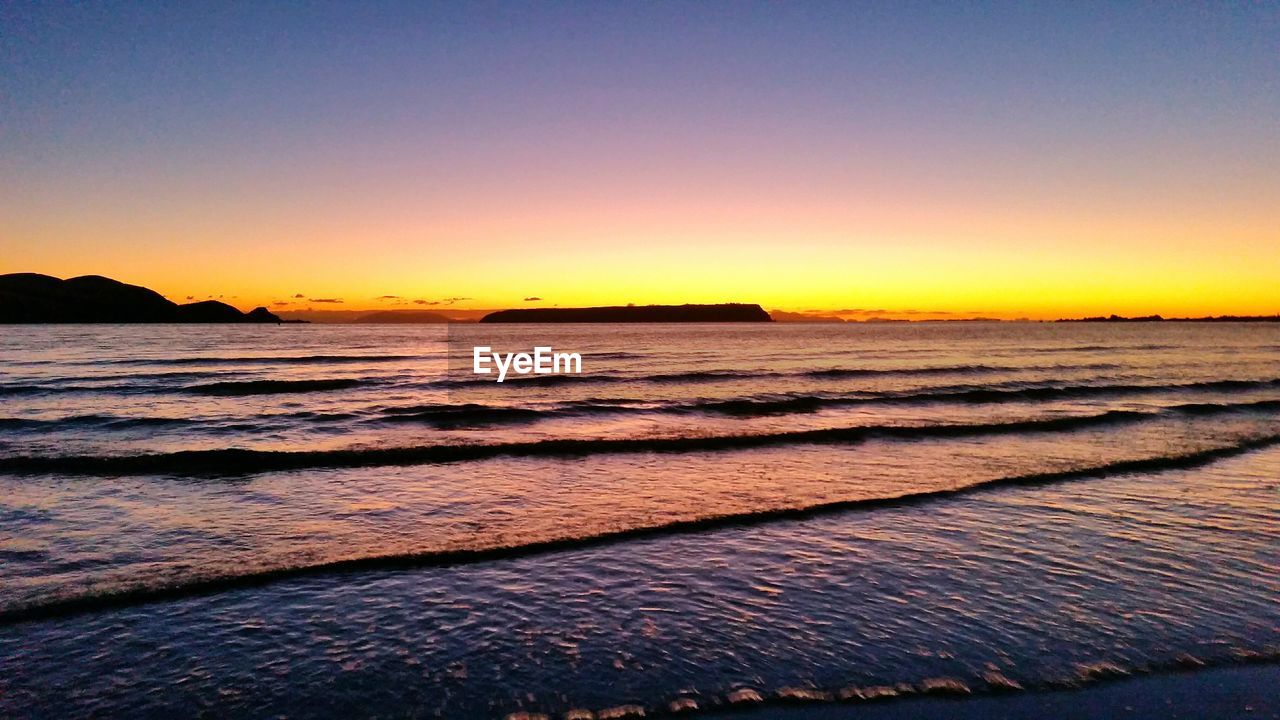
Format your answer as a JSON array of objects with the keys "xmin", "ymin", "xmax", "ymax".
[
  {"xmin": 1, "ymin": 322, "xmax": 1278, "ymax": 717},
  {"xmin": 6, "ymin": 2, "xmax": 1278, "ymax": 716}
]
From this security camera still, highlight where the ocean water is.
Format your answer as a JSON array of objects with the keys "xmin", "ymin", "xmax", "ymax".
[{"xmin": 1, "ymin": 322, "xmax": 1278, "ymax": 718}]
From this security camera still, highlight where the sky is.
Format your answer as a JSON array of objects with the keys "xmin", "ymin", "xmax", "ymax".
[{"xmin": 3, "ymin": 1, "xmax": 1278, "ymax": 319}]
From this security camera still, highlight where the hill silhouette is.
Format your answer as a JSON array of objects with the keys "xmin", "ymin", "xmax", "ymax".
[
  {"xmin": 0, "ymin": 273, "xmax": 281, "ymax": 323},
  {"xmin": 480, "ymin": 303, "xmax": 773, "ymax": 323}
]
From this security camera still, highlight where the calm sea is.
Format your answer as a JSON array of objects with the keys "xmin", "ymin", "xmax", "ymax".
[{"xmin": 1, "ymin": 322, "xmax": 1278, "ymax": 718}]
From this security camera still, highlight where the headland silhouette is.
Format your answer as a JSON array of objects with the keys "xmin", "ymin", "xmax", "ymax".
[{"xmin": 0, "ymin": 273, "xmax": 281, "ymax": 323}]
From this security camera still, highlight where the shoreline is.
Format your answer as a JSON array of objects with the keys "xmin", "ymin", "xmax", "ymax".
[{"xmin": 703, "ymin": 662, "xmax": 1280, "ymax": 720}]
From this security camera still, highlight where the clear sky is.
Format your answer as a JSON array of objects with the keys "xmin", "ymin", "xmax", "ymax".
[{"xmin": 3, "ymin": 1, "xmax": 1277, "ymax": 318}]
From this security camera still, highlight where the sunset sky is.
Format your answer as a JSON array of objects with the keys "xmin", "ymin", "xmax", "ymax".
[{"xmin": 3, "ymin": 2, "xmax": 1277, "ymax": 319}]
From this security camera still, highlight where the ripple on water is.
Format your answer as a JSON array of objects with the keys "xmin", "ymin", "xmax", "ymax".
[{"xmin": 1, "ymin": 445, "xmax": 1277, "ymax": 718}]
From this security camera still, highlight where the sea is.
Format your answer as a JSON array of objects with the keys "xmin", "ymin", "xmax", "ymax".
[{"xmin": 1, "ymin": 322, "xmax": 1277, "ymax": 718}]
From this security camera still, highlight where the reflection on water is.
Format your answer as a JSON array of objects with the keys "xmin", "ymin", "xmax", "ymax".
[{"xmin": 1, "ymin": 322, "xmax": 1278, "ymax": 717}]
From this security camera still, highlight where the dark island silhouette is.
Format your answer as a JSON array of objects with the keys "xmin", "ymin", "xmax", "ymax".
[
  {"xmin": 0, "ymin": 273, "xmax": 282, "ymax": 324},
  {"xmin": 1056, "ymin": 313, "xmax": 1280, "ymax": 323},
  {"xmin": 480, "ymin": 303, "xmax": 773, "ymax": 323}
]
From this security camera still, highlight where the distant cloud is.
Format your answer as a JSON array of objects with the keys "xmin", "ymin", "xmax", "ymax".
[
  {"xmin": 830, "ymin": 307, "xmax": 958, "ymax": 317},
  {"xmin": 273, "ymin": 301, "xmax": 291, "ymax": 306},
  {"xmin": 185, "ymin": 295, "xmax": 194, "ymax": 300},
  {"xmin": 310, "ymin": 298, "xmax": 343, "ymax": 303},
  {"xmin": 377, "ymin": 295, "xmax": 401, "ymax": 300},
  {"xmin": 411, "ymin": 296, "xmax": 471, "ymax": 306},
  {"xmin": 770, "ymin": 310, "xmax": 845, "ymax": 323},
  {"xmin": 523, "ymin": 296, "xmax": 542, "ymax": 302}
]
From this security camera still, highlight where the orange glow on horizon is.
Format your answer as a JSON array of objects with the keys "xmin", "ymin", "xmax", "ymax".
[
  {"xmin": 7, "ymin": 119, "xmax": 1276, "ymax": 321},
  {"xmin": 7, "ymin": 199, "xmax": 1274, "ymax": 320}
]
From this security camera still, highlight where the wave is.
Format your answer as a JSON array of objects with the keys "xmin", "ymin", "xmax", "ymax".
[
  {"xmin": 1027, "ymin": 344, "xmax": 1176, "ymax": 353},
  {"xmin": 363, "ymin": 375, "xmax": 1280, "ymax": 427},
  {"xmin": 448, "ymin": 372, "xmax": 599, "ymax": 387},
  {"xmin": 446, "ymin": 350, "xmax": 644, "ymax": 367},
  {"xmin": 95, "ymin": 354, "xmax": 428, "ymax": 367},
  {"xmin": 544, "ymin": 651, "xmax": 1280, "ymax": 719},
  {"xmin": 372, "ymin": 398, "xmax": 646, "ymax": 426},
  {"xmin": 1, "ymin": 364, "xmax": 1204, "ymax": 402},
  {"xmin": 0, "ymin": 382, "xmax": 182, "ymax": 397},
  {"xmin": 2, "ymin": 400, "xmax": 1277, "ymax": 477},
  {"xmin": 0, "ymin": 383, "xmax": 118, "ymax": 397},
  {"xmin": 377, "ymin": 403, "xmax": 549, "ymax": 427},
  {"xmin": 444, "ymin": 362, "xmax": 1123, "ymax": 388},
  {"xmin": 624, "ymin": 364, "xmax": 1076, "ymax": 384},
  {"xmin": 0, "ymin": 384, "xmax": 58, "ymax": 397},
  {"xmin": 0, "ymin": 415, "xmax": 193, "ymax": 430},
  {"xmin": 1177, "ymin": 399, "xmax": 1280, "ymax": 414},
  {"xmin": 281, "ymin": 410, "xmax": 363, "ymax": 422},
  {"xmin": 2, "ymin": 370, "xmax": 231, "ymax": 386},
  {"xmin": 435, "ymin": 377, "xmax": 1280, "ymax": 423},
  {"xmin": 581, "ymin": 351, "xmax": 645, "ymax": 359},
  {"xmin": 801, "ymin": 362, "xmax": 1121, "ymax": 379},
  {"xmin": 0, "ymin": 376, "xmax": 375, "ymax": 398},
  {"xmin": 2, "ymin": 432, "xmax": 1276, "ymax": 624},
  {"xmin": 181, "ymin": 378, "xmax": 367, "ymax": 396},
  {"xmin": 691, "ymin": 378, "xmax": 1280, "ymax": 416},
  {"xmin": 0, "ymin": 410, "xmax": 370, "ymax": 431},
  {"xmin": 560, "ymin": 651, "xmax": 1279, "ymax": 718}
]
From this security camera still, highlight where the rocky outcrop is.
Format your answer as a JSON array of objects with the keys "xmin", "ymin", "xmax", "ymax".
[
  {"xmin": 244, "ymin": 307, "xmax": 283, "ymax": 323},
  {"xmin": 175, "ymin": 300, "xmax": 250, "ymax": 323}
]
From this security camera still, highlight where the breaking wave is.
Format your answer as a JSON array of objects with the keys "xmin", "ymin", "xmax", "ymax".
[
  {"xmin": 182, "ymin": 378, "xmax": 368, "ymax": 396},
  {"xmin": 2, "ymin": 433, "xmax": 1276, "ymax": 624},
  {"xmin": 1, "ymin": 400, "xmax": 1276, "ymax": 477}
]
